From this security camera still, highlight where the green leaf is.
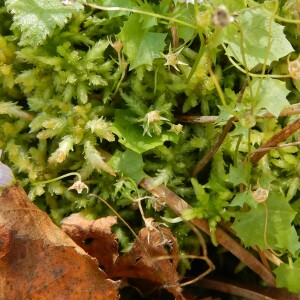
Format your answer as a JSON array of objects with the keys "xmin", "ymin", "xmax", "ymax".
[
  {"xmin": 210, "ymin": 0, "xmax": 247, "ymax": 11},
  {"xmin": 217, "ymin": 105, "xmax": 233, "ymax": 122},
  {"xmin": 229, "ymin": 191, "xmax": 257, "ymax": 209},
  {"xmin": 6, "ymin": 0, "xmax": 83, "ymax": 46},
  {"xmin": 101, "ymin": 0, "xmax": 132, "ymax": 18},
  {"xmin": 174, "ymin": 6, "xmax": 196, "ymax": 43},
  {"xmin": 137, "ymin": 2, "xmax": 157, "ymax": 29},
  {"xmin": 274, "ymin": 259, "xmax": 300, "ymax": 293},
  {"xmin": 247, "ymin": 78, "xmax": 290, "ymax": 117},
  {"xmin": 232, "ymin": 192, "xmax": 296, "ymax": 250},
  {"xmin": 205, "ymin": 176, "xmax": 232, "ymax": 201},
  {"xmin": 118, "ymin": 14, "xmax": 166, "ymax": 70},
  {"xmin": 191, "ymin": 177, "xmax": 209, "ymax": 203},
  {"xmin": 0, "ymin": 101, "xmax": 32, "ymax": 119},
  {"xmin": 112, "ymin": 110, "xmax": 179, "ymax": 154},
  {"xmin": 227, "ymin": 164, "xmax": 250, "ymax": 186},
  {"xmin": 114, "ymin": 149, "xmax": 146, "ymax": 184},
  {"xmin": 222, "ymin": 8, "xmax": 294, "ymax": 70},
  {"xmin": 275, "ymin": 227, "xmax": 300, "ymax": 257}
]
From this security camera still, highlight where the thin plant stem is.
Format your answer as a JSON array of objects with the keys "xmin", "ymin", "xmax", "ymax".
[
  {"xmin": 274, "ymin": 14, "xmax": 300, "ymax": 24},
  {"xmin": 233, "ymin": 23, "xmax": 253, "ymax": 110},
  {"xmin": 83, "ymin": 2, "xmax": 196, "ymax": 29},
  {"xmin": 185, "ymin": 33, "xmax": 205, "ymax": 84},
  {"xmin": 255, "ymin": 0, "xmax": 278, "ymax": 104},
  {"xmin": 33, "ymin": 172, "xmax": 82, "ymax": 185},
  {"xmin": 192, "ymin": 79, "xmax": 248, "ymax": 177},
  {"xmin": 89, "ymin": 193, "xmax": 138, "ymax": 239},
  {"xmin": 223, "ymin": 51, "xmax": 291, "ymax": 78},
  {"xmin": 250, "ymin": 118, "xmax": 300, "ymax": 164},
  {"xmin": 207, "ymin": 57, "xmax": 232, "ymax": 114},
  {"xmin": 262, "ymin": 201, "xmax": 281, "ymax": 257},
  {"xmin": 234, "ymin": 135, "xmax": 243, "ymax": 167},
  {"xmin": 251, "ymin": 141, "xmax": 300, "ymax": 153},
  {"xmin": 178, "ymin": 103, "xmax": 300, "ymax": 123}
]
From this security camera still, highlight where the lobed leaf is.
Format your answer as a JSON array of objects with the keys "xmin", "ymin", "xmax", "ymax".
[
  {"xmin": 274, "ymin": 259, "xmax": 300, "ymax": 293},
  {"xmin": 6, "ymin": 0, "xmax": 83, "ymax": 46},
  {"xmin": 232, "ymin": 192, "xmax": 297, "ymax": 251},
  {"xmin": 112, "ymin": 110, "xmax": 179, "ymax": 154},
  {"xmin": 249, "ymin": 78, "xmax": 290, "ymax": 117},
  {"xmin": 118, "ymin": 14, "xmax": 166, "ymax": 70},
  {"xmin": 222, "ymin": 8, "xmax": 294, "ymax": 70}
]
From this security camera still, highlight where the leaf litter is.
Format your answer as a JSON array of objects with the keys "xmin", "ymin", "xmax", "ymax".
[
  {"xmin": 0, "ymin": 183, "xmax": 185, "ymax": 299},
  {"xmin": 0, "ymin": 184, "xmax": 119, "ymax": 299}
]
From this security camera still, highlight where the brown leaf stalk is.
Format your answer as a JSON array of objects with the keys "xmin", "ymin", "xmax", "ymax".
[
  {"xmin": 140, "ymin": 177, "xmax": 276, "ymax": 286},
  {"xmin": 250, "ymin": 118, "xmax": 300, "ymax": 164},
  {"xmin": 191, "ymin": 79, "xmax": 248, "ymax": 177},
  {"xmin": 178, "ymin": 103, "xmax": 300, "ymax": 124}
]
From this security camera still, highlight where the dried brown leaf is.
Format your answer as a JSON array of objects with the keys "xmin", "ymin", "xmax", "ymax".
[
  {"xmin": 0, "ymin": 183, "xmax": 119, "ymax": 299},
  {"xmin": 110, "ymin": 223, "xmax": 183, "ymax": 298},
  {"xmin": 61, "ymin": 214, "xmax": 119, "ymax": 272}
]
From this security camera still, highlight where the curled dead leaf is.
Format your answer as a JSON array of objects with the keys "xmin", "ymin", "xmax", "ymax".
[
  {"xmin": 110, "ymin": 222, "xmax": 183, "ymax": 298},
  {"xmin": 0, "ymin": 183, "xmax": 119, "ymax": 299},
  {"xmin": 61, "ymin": 213, "xmax": 119, "ymax": 272},
  {"xmin": 61, "ymin": 213, "xmax": 183, "ymax": 298}
]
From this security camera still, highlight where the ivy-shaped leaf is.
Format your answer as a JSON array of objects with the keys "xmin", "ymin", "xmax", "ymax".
[
  {"xmin": 112, "ymin": 110, "xmax": 179, "ymax": 154},
  {"xmin": 118, "ymin": 14, "xmax": 166, "ymax": 70},
  {"xmin": 227, "ymin": 164, "xmax": 250, "ymax": 187},
  {"xmin": 222, "ymin": 8, "xmax": 294, "ymax": 70},
  {"xmin": 138, "ymin": 2, "xmax": 157, "ymax": 29},
  {"xmin": 274, "ymin": 259, "xmax": 300, "ymax": 293},
  {"xmin": 275, "ymin": 227, "xmax": 300, "ymax": 257},
  {"xmin": 115, "ymin": 149, "xmax": 147, "ymax": 184},
  {"xmin": 172, "ymin": 6, "xmax": 196, "ymax": 43},
  {"xmin": 249, "ymin": 78, "xmax": 290, "ymax": 117},
  {"xmin": 6, "ymin": 0, "xmax": 83, "ymax": 46},
  {"xmin": 232, "ymin": 192, "xmax": 297, "ymax": 250},
  {"xmin": 229, "ymin": 191, "xmax": 257, "ymax": 209},
  {"xmin": 101, "ymin": 0, "xmax": 132, "ymax": 18}
]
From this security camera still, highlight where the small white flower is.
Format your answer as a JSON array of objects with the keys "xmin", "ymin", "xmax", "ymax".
[
  {"xmin": 0, "ymin": 150, "xmax": 15, "ymax": 188},
  {"xmin": 68, "ymin": 180, "xmax": 89, "ymax": 194}
]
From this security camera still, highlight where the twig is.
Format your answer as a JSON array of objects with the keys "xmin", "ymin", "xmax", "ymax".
[
  {"xmin": 250, "ymin": 118, "xmax": 300, "ymax": 164},
  {"xmin": 251, "ymin": 141, "xmax": 300, "ymax": 153},
  {"xmin": 191, "ymin": 79, "xmax": 248, "ymax": 177},
  {"xmin": 178, "ymin": 103, "xmax": 300, "ymax": 124},
  {"xmin": 99, "ymin": 140, "xmax": 276, "ymax": 286},
  {"xmin": 195, "ymin": 279, "xmax": 300, "ymax": 300},
  {"xmin": 220, "ymin": 222, "xmax": 283, "ymax": 268},
  {"xmin": 140, "ymin": 177, "xmax": 276, "ymax": 286},
  {"xmin": 191, "ymin": 117, "xmax": 235, "ymax": 176}
]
